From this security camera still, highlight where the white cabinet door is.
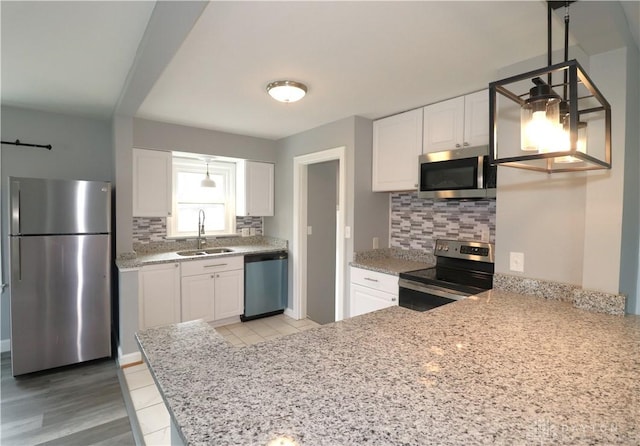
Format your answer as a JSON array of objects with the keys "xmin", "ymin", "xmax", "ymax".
[
  {"xmin": 181, "ymin": 274, "xmax": 216, "ymax": 322},
  {"xmin": 350, "ymin": 283, "xmax": 397, "ymax": 318},
  {"xmin": 423, "ymin": 96, "xmax": 465, "ymax": 153},
  {"xmin": 139, "ymin": 263, "xmax": 181, "ymax": 329},
  {"xmin": 237, "ymin": 161, "xmax": 274, "ymax": 217},
  {"xmin": 133, "ymin": 148, "xmax": 172, "ymax": 217},
  {"xmin": 372, "ymin": 108, "xmax": 423, "ymax": 192},
  {"xmin": 463, "ymin": 90, "xmax": 489, "ymax": 147},
  {"xmin": 213, "ymin": 269, "xmax": 244, "ymax": 320}
]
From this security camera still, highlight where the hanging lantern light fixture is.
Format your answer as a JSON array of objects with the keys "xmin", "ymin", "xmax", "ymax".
[{"xmin": 489, "ymin": 1, "xmax": 611, "ymax": 173}]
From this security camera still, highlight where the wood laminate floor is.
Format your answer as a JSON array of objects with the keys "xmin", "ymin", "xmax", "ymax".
[{"xmin": 1, "ymin": 352, "xmax": 135, "ymax": 446}]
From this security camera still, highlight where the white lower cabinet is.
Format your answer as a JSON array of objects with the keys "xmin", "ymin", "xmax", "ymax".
[
  {"xmin": 349, "ymin": 267, "xmax": 398, "ymax": 318},
  {"xmin": 181, "ymin": 256, "xmax": 244, "ymax": 323},
  {"xmin": 213, "ymin": 270, "xmax": 244, "ymax": 320},
  {"xmin": 181, "ymin": 274, "xmax": 216, "ymax": 322},
  {"xmin": 139, "ymin": 263, "xmax": 181, "ymax": 329}
]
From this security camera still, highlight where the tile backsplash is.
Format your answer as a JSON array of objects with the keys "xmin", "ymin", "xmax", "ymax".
[
  {"xmin": 390, "ymin": 192, "xmax": 495, "ymax": 251},
  {"xmin": 132, "ymin": 216, "xmax": 263, "ymax": 244}
]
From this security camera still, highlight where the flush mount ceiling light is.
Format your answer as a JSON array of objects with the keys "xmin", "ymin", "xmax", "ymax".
[
  {"xmin": 266, "ymin": 80, "xmax": 308, "ymax": 103},
  {"xmin": 201, "ymin": 161, "xmax": 216, "ymax": 188},
  {"xmin": 489, "ymin": 1, "xmax": 611, "ymax": 173}
]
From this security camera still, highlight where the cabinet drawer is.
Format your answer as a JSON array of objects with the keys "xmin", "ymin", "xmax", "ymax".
[
  {"xmin": 181, "ymin": 255, "xmax": 243, "ymax": 277},
  {"xmin": 350, "ymin": 267, "xmax": 398, "ymax": 295}
]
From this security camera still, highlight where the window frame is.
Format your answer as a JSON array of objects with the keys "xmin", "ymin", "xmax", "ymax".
[{"xmin": 166, "ymin": 157, "xmax": 236, "ymax": 238}]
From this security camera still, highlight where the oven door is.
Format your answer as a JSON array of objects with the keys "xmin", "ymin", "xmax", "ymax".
[{"xmin": 398, "ymin": 278, "xmax": 470, "ymax": 312}]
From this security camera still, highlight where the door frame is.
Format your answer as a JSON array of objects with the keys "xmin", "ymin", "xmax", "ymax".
[{"xmin": 290, "ymin": 146, "xmax": 346, "ymax": 322}]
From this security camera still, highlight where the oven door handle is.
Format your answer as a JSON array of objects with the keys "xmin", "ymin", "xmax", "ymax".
[{"xmin": 398, "ymin": 279, "xmax": 469, "ymax": 301}]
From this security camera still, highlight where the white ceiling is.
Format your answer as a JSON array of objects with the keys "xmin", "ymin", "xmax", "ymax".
[
  {"xmin": 1, "ymin": 1, "xmax": 154, "ymax": 117},
  {"xmin": 2, "ymin": 1, "xmax": 638, "ymax": 141}
]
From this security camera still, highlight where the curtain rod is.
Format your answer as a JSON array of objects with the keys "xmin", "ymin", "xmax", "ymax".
[{"xmin": 1, "ymin": 139, "xmax": 52, "ymax": 150}]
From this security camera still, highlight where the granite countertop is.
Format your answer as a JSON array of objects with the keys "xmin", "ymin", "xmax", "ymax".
[
  {"xmin": 116, "ymin": 236, "xmax": 287, "ymax": 269},
  {"xmin": 350, "ymin": 247, "xmax": 435, "ymax": 275},
  {"xmin": 136, "ymin": 290, "xmax": 640, "ymax": 445}
]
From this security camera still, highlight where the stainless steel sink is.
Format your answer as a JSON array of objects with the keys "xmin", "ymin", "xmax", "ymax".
[{"xmin": 176, "ymin": 248, "xmax": 233, "ymax": 257}]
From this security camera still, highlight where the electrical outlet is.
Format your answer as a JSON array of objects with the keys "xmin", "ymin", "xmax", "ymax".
[
  {"xmin": 481, "ymin": 228, "xmax": 490, "ymax": 241},
  {"xmin": 373, "ymin": 237, "xmax": 379, "ymax": 249},
  {"xmin": 307, "ymin": 226, "xmax": 313, "ymax": 236},
  {"xmin": 241, "ymin": 228, "xmax": 250, "ymax": 237},
  {"xmin": 344, "ymin": 226, "xmax": 351, "ymax": 239},
  {"xmin": 510, "ymin": 252, "xmax": 524, "ymax": 272},
  {"xmin": 250, "ymin": 228, "xmax": 256, "ymax": 236}
]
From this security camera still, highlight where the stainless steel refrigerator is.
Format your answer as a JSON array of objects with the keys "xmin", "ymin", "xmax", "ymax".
[{"xmin": 8, "ymin": 177, "xmax": 112, "ymax": 376}]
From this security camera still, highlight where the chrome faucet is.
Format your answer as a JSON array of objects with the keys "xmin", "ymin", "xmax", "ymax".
[{"xmin": 197, "ymin": 209, "xmax": 206, "ymax": 249}]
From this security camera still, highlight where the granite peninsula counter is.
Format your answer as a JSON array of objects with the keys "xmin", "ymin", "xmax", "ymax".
[{"xmin": 136, "ymin": 290, "xmax": 640, "ymax": 446}]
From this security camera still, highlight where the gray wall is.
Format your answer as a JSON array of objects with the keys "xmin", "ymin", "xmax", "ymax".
[
  {"xmin": 133, "ymin": 118, "xmax": 278, "ymax": 163},
  {"xmin": 619, "ymin": 44, "xmax": 640, "ymax": 314},
  {"xmin": 267, "ymin": 115, "xmax": 388, "ymax": 317},
  {"xmin": 353, "ymin": 116, "xmax": 389, "ymax": 252},
  {"xmin": 268, "ymin": 117, "xmax": 356, "ymax": 314},
  {"xmin": 1, "ymin": 105, "xmax": 112, "ymax": 344},
  {"xmin": 306, "ymin": 160, "xmax": 338, "ymax": 324}
]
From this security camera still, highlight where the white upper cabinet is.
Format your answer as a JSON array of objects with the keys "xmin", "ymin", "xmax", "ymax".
[
  {"xmin": 133, "ymin": 148, "xmax": 172, "ymax": 217},
  {"xmin": 423, "ymin": 90, "xmax": 489, "ymax": 153},
  {"xmin": 372, "ymin": 108, "xmax": 423, "ymax": 192},
  {"xmin": 236, "ymin": 160, "xmax": 274, "ymax": 217},
  {"xmin": 463, "ymin": 90, "xmax": 490, "ymax": 148},
  {"xmin": 423, "ymin": 96, "xmax": 465, "ymax": 153}
]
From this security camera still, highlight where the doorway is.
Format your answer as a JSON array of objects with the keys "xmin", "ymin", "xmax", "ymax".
[
  {"xmin": 291, "ymin": 147, "xmax": 346, "ymax": 322},
  {"xmin": 306, "ymin": 160, "xmax": 338, "ymax": 324}
]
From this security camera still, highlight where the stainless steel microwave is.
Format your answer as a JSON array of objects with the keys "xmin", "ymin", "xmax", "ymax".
[{"xmin": 418, "ymin": 145, "xmax": 496, "ymax": 199}]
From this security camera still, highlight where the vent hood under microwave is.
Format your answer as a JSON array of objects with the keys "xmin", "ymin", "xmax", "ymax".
[{"xmin": 418, "ymin": 145, "xmax": 497, "ymax": 199}]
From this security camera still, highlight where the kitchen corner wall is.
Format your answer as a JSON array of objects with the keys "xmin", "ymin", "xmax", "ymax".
[
  {"xmin": 132, "ymin": 216, "xmax": 263, "ymax": 244},
  {"xmin": 390, "ymin": 193, "xmax": 495, "ymax": 250}
]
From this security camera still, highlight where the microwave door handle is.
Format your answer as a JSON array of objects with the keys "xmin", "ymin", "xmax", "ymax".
[{"xmin": 478, "ymin": 156, "xmax": 484, "ymax": 189}]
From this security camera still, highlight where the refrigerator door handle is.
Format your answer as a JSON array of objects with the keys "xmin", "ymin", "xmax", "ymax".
[
  {"xmin": 11, "ymin": 238, "xmax": 22, "ymax": 281},
  {"xmin": 11, "ymin": 181, "xmax": 20, "ymax": 234}
]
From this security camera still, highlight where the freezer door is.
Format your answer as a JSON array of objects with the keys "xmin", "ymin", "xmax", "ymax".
[
  {"xmin": 9, "ymin": 234, "xmax": 111, "ymax": 376},
  {"xmin": 10, "ymin": 177, "xmax": 111, "ymax": 235}
]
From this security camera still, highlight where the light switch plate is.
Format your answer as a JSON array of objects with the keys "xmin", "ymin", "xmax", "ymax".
[
  {"xmin": 510, "ymin": 252, "xmax": 524, "ymax": 272},
  {"xmin": 344, "ymin": 226, "xmax": 351, "ymax": 239},
  {"xmin": 373, "ymin": 237, "xmax": 379, "ymax": 249},
  {"xmin": 250, "ymin": 228, "xmax": 256, "ymax": 236},
  {"xmin": 307, "ymin": 226, "xmax": 313, "ymax": 236}
]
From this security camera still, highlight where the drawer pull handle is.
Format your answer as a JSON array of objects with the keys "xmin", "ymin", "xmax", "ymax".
[
  {"xmin": 204, "ymin": 263, "xmax": 227, "ymax": 268},
  {"xmin": 391, "ymin": 297, "xmax": 397, "ymax": 302},
  {"xmin": 364, "ymin": 277, "xmax": 379, "ymax": 282}
]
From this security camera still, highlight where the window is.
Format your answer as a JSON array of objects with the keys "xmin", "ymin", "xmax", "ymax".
[{"xmin": 167, "ymin": 158, "xmax": 236, "ymax": 237}]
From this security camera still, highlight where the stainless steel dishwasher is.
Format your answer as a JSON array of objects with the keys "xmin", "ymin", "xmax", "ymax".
[{"xmin": 241, "ymin": 251, "xmax": 288, "ymax": 321}]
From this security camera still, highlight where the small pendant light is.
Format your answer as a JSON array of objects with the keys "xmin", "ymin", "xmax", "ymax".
[{"xmin": 201, "ymin": 161, "xmax": 216, "ymax": 188}]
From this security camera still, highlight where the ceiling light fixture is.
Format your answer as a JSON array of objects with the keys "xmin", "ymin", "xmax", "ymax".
[
  {"xmin": 266, "ymin": 80, "xmax": 308, "ymax": 103},
  {"xmin": 489, "ymin": 1, "xmax": 611, "ymax": 173},
  {"xmin": 201, "ymin": 161, "xmax": 216, "ymax": 188}
]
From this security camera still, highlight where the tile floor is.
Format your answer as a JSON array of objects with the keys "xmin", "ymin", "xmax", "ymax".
[{"xmin": 122, "ymin": 313, "xmax": 320, "ymax": 445}]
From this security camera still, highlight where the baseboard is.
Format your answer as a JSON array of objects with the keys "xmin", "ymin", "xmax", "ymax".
[
  {"xmin": 117, "ymin": 346, "xmax": 141, "ymax": 367},
  {"xmin": 1, "ymin": 339, "xmax": 10, "ymax": 353},
  {"xmin": 284, "ymin": 308, "xmax": 297, "ymax": 319}
]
